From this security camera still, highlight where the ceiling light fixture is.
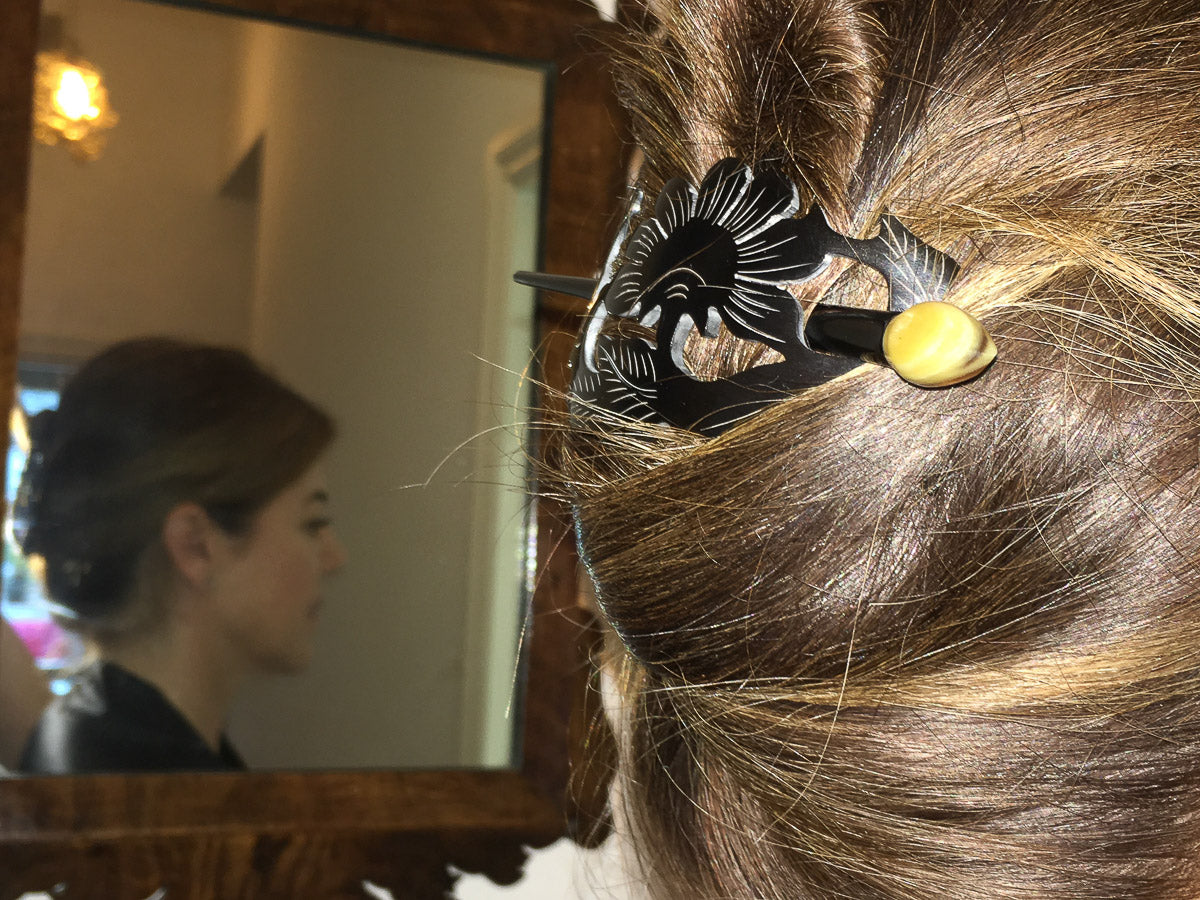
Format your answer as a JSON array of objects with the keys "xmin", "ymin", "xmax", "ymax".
[{"xmin": 32, "ymin": 14, "xmax": 118, "ymax": 162}]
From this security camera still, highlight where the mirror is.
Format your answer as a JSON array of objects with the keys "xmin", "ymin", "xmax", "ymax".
[
  {"xmin": 0, "ymin": 0, "xmax": 626, "ymax": 892},
  {"xmin": 10, "ymin": 0, "xmax": 545, "ymax": 770}
]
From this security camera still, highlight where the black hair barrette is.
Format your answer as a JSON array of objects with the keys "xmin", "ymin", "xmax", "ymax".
[{"xmin": 517, "ymin": 158, "xmax": 995, "ymax": 436}]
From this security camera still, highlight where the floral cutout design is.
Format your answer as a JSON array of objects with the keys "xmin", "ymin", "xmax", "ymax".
[
  {"xmin": 605, "ymin": 160, "xmax": 823, "ymax": 367},
  {"xmin": 569, "ymin": 158, "xmax": 962, "ymax": 435}
]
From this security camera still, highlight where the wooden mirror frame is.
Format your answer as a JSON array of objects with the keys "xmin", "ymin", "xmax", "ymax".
[{"xmin": 0, "ymin": 0, "xmax": 625, "ymax": 894}]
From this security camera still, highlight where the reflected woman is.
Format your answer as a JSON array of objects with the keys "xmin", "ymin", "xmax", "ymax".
[{"xmin": 14, "ymin": 337, "xmax": 346, "ymax": 773}]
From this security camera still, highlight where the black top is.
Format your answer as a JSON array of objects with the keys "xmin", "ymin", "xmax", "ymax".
[{"xmin": 18, "ymin": 660, "xmax": 246, "ymax": 774}]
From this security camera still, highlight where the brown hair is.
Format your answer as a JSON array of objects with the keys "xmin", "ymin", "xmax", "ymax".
[
  {"xmin": 16, "ymin": 337, "xmax": 334, "ymax": 632},
  {"xmin": 561, "ymin": 1, "xmax": 1200, "ymax": 896}
]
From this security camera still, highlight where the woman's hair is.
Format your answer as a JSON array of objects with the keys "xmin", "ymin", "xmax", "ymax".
[
  {"xmin": 15, "ymin": 337, "xmax": 334, "ymax": 632},
  {"xmin": 561, "ymin": 1, "xmax": 1200, "ymax": 897}
]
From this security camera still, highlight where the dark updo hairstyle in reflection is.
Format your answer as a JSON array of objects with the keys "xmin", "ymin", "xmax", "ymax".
[{"xmin": 14, "ymin": 337, "xmax": 334, "ymax": 632}]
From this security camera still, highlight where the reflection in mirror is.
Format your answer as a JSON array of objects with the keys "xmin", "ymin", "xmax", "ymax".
[{"xmin": 7, "ymin": 0, "xmax": 545, "ymax": 770}]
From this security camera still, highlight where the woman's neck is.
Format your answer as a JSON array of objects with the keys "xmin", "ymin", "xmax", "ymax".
[{"xmin": 97, "ymin": 616, "xmax": 247, "ymax": 752}]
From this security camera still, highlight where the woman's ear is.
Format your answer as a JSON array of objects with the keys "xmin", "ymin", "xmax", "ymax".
[{"xmin": 161, "ymin": 502, "xmax": 218, "ymax": 590}]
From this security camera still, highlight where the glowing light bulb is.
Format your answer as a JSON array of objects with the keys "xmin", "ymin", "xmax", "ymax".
[
  {"xmin": 53, "ymin": 68, "xmax": 99, "ymax": 122},
  {"xmin": 32, "ymin": 49, "xmax": 117, "ymax": 161}
]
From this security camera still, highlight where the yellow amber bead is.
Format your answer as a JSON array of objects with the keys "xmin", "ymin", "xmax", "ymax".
[{"xmin": 882, "ymin": 301, "xmax": 997, "ymax": 387}]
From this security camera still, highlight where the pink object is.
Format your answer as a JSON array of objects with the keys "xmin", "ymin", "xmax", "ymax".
[{"xmin": 9, "ymin": 617, "xmax": 70, "ymax": 664}]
